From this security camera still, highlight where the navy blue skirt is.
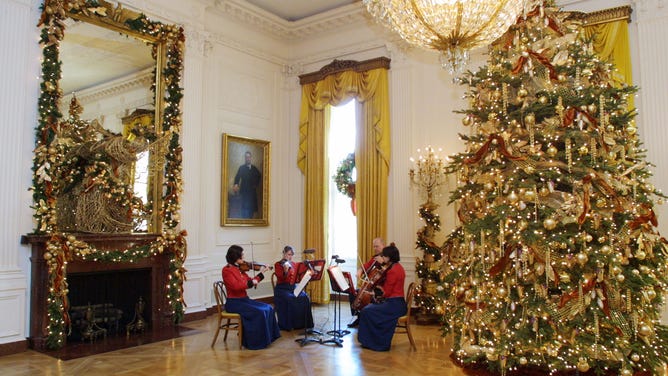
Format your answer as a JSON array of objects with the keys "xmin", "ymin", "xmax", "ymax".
[
  {"xmin": 273, "ymin": 283, "xmax": 314, "ymax": 330},
  {"xmin": 225, "ymin": 297, "xmax": 280, "ymax": 350},
  {"xmin": 357, "ymin": 297, "xmax": 407, "ymax": 351}
]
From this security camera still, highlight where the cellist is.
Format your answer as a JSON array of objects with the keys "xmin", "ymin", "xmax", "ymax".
[
  {"xmin": 347, "ymin": 237, "xmax": 385, "ymax": 328},
  {"xmin": 357, "ymin": 243, "xmax": 407, "ymax": 351}
]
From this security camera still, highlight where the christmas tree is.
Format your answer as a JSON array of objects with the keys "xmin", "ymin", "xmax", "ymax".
[{"xmin": 438, "ymin": 3, "xmax": 668, "ymax": 375}]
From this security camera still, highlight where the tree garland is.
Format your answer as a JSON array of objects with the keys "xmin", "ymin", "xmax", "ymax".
[
  {"xmin": 333, "ymin": 152, "xmax": 355, "ymax": 199},
  {"xmin": 33, "ymin": 0, "xmax": 186, "ymax": 349}
]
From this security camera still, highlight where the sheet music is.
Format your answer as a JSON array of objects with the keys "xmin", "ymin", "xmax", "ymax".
[
  {"xmin": 294, "ymin": 269, "xmax": 312, "ymax": 297},
  {"xmin": 328, "ymin": 265, "xmax": 350, "ymax": 292}
]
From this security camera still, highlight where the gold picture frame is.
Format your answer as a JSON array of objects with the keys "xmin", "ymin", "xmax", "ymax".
[{"xmin": 221, "ymin": 134, "xmax": 270, "ymax": 226}]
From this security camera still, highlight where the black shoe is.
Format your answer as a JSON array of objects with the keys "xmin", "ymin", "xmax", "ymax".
[{"xmin": 347, "ymin": 318, "xmax": 360, "ymax": 328}]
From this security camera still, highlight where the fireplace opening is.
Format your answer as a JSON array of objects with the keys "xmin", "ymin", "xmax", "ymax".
[{"xmin": 67, "ymin": 268, "xmax": 152, "ymax": 342}]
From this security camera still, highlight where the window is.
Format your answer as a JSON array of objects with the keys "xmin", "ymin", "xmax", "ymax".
[{"xmin": 328, "ymin": 100, "xmax": 357, "ymax": 275}]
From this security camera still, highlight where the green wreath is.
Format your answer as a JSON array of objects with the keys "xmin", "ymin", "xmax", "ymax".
[{"xmin": 333, "ymin": 153, "xmax": 355, "ymax": 199}]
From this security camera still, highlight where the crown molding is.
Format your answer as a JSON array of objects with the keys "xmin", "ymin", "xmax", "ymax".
[
  {"xmin": 213, "ymin": 0, "xmax": 369, "ymax": 40},
  {"xmin": 66, "ymin": 68, "xmax": 154, "ymax": 106}
]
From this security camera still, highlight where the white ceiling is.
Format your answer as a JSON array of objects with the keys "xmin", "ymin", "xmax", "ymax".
[{"xmin": 245, "ymin": 0, "xmax": 359, "ymax": 21}]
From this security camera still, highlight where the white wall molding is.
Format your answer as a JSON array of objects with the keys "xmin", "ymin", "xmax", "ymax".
[{"xmin": 212, "ymin": 0, "xmax": 368, "ymax": 41}]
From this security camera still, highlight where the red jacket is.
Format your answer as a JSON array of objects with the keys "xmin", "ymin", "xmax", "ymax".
[{"xmin": 222, "ymin": 264, "xmax": 264, "ymax": 298}]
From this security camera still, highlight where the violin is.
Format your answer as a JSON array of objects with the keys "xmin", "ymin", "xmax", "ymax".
[{"xmin": 239, "ymin": 261, "xmax": 274, "ymax": 273}]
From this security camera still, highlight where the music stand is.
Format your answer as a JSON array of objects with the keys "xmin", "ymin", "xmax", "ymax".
[
  {"xmin": 294, "ymin": 259, "xmax": 325, "ymax": 346},
  {"xmin": 322, "ymin": 259, "xmax": 351, "ymax": 347}
]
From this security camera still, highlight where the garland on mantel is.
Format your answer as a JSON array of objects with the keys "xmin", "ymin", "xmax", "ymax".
[{"xmin": 32, "ymin": 0, "xmax": 186, "ymax": 349}]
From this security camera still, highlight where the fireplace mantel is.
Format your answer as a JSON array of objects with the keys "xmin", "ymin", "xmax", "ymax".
[{"xmin": 22, "ymin": 233, "xmax": 178, "ymax": 350}]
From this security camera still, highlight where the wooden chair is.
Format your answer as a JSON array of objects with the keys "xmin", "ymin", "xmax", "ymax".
[
  {"xmin": 271, "ymin": 272, "xmax": 277, "ymax": 290},
  {"xmin": 211, "ymin": 281, "xmax": 243, "ymax": 349},
  {"xmin": 395, "ymin": 282, "xmax": 417, "ymax": 350}
]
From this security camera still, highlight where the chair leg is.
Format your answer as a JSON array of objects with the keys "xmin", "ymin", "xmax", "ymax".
[
  {"xmin": 211, "ymin": 317, "xmax": 222, "ymax": 348},
  {"xmin": 238, "ymin": 323, "xmax": 242, "ymax": 349},
  {"xmin": 223, "ymin": 318, "xmax": 230, "ymax": 341},
  {"xmin": 406, "ymin": 323, "xmax": 416, "ymax": 350}
]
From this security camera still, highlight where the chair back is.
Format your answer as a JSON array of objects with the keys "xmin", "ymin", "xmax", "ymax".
[
  {"xmin": 271, "ymin": 272, "xmax": 277, "ymax": 290},
  {"xmin": 405, "ymin": 282, "xmax": 416, "ymax": 318},
  {"xmin": 213, "ymin": 280, "xmax": 227, "ymax": 313}
]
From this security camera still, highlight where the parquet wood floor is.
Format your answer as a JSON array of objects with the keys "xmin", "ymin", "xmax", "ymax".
[{"xmin": 0, "ymin": 303, "xmax": 468, "ymax": 376}]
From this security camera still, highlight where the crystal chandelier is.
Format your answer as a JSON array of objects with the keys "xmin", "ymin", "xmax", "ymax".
[{"xmin": 363, "ymin": 0, "xmax": 534, "ymax": 74}]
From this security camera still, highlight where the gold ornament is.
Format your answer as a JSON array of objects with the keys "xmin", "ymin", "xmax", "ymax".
[
  {"xmin": 647, "ymin": 288, "xmax": 657, "ymax": 301},
  {"xmin": 630, "ymin": 353, "xmax": 640, "ymax": 362},
  {"xmin": 559, "ymin": 273, "xmax": 571, "ymax": 283},
  {"xmin": 497, "ymin": 286, "xmax": 508, "ymax": 298},
  {"xmin": 523, "ymin": 190, "xmax": 536, "ymax": 201},
  {"xmin": 547, "ymin": 145, "xmax": 558, "ymax": 157},
  {"xmin": 524, "ymin": 113, "xmax": 535, "ymax": 124},
  {"xmin": 462, "ymin": 116, "xmax": 472, "ymax": 126},
  {"xmin": 543, "ymin": 218, "xmax": 557, "ymax": 230},
  {"xmin": 519, "ymin": 356, "xmax": 528, "ymax": 365},
  {"xmin": 635, "ymin": 250, "xmax": 646, "ymax": 260},
  {"xmin": 539, "ymin": 186, "xmax": 550, "ymax": 197},
  {"xmin": 626, "ymin": 125, "xmax": 637, "ymax": 135},
  {"xmin": 508, "ymin": 191, "xmax": 519, "ymax": 203},
  {"xmin": 638, "ymin": 323, "xmax": 652, "ymax": 337},
  {"xmin": 600, "ymin": 245, "xmax": 612, "ymax": 255},
  {"xmin": 518, "ymin": 87, "xmax": 528, "ymax": 98},
  {"xmin": 587, "ymin": 104, "xmax": 597, "ymax": 113},
  {"xmin": 578, "ymin": 145, "xmax": 589, "ymax": 155},
  {"xmin": 577, "ymin": 358, "xmax": 590, "ymax": 372},
  {"xmin": 616, "ymin": 273, "xmax": 626, "ymax": 282},
  {"xmin": 620, "ymin": 368, "xmax": 633, "ymax": 376},
  {"xmin": 43, "ymin": 252, "xmax": 53, "ymax": 260},
  {"xmin": 538, "ymin": 96, "xmax": 548, "ymax": 104},
  {"xmin": 576, "ymin": 252, "xmax": 588, "ymax": 265}
]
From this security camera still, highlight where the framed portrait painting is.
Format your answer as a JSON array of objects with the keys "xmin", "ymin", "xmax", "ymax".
[{"xmin": 221, "ymin": 134, "xmax": 270, "ymax": 226}]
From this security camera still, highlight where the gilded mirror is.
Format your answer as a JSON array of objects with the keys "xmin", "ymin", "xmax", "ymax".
[{"xmin": 32, "ymin": 0, "xmax": 185, "ymax": 234}]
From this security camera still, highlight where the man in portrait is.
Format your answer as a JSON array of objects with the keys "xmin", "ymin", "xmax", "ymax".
[{"xmin": 231, "ymin": 150, "xmax": 262, "ymax": 218}]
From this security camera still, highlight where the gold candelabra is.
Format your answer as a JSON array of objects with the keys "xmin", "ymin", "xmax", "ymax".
[{"xmin": 409, "ymin": 147, "xmax": 448, "ymax": 205}]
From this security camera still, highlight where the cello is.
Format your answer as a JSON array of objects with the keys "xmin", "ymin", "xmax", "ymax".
[{"xmin": 351, "ymin": 261, "xmax": 390, "ymax": 311}]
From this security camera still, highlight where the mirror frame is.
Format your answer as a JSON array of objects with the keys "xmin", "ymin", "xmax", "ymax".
[{"xmin": 32, "ymin": 0, "xmax": 185, "ymax": 235}]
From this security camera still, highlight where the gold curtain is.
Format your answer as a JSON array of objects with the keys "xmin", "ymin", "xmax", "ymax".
[
  {"xmin": 298, "ymin": 61, "xmax": 390, "ymax": 303},
  {"xmin": 582, "ymin": 7, "xmax": 633, "ymax": 107}
]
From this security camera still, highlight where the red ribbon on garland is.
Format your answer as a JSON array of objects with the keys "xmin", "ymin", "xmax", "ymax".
[
  {"xmin": 512, "ymin": 50, "xmax": 559, "ymax": 80},
  {"xmin": 464, "ymin": 134, "xmax": 526, "ymax": 165}
]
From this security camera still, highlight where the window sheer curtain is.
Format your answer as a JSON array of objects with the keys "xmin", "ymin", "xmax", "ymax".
[{"xmin": 297, "ymin": 59, "xmax": 390, "ymax": 303}]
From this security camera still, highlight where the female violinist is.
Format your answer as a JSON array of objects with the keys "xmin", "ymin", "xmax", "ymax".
[
  {"xmin": 222, "ymin": 245, "xmax": 280, "ymax": 350},
  {"xmin": 273, "ymin": 245, "xmax": 314, "ymax": 331},
  {"xmin": 357, "ymin": 243, "xmax": 407, "ymax": 351}
]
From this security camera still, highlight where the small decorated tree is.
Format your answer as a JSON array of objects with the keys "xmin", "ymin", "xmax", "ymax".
[{"xmin": 409, "ymin": 147, "xmax": 448, "ymax": 319}]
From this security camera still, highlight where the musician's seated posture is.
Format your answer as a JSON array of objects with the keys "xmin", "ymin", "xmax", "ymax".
[
  {"xmin": 348, "ymin": 237, "xmax": 385, "ymax": 328},
  {"xmin": 273, "ymin": 245, "xmax": 314, "ymax": 331},
  {"xmin": 222, "ymin": 245, "xmax": 280, "ymax": 350},
  {"xmin": 357, "ymin": 243, "xmax": 407, "ymax": 351}
]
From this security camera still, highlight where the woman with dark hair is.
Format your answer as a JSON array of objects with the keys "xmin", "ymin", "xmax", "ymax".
[
  {"xmin": 357, "ymin": 243, "xmax": 407, "ymax": 351},
  {"xmin": 222, "ymin": 244, "xmax": 280, "ymax": 349},
  {"xmin": 273, "ymin": 245, "xmax": 314, "ymax": 330}
]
